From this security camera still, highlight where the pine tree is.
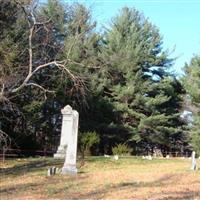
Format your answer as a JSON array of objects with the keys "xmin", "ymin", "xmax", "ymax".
[
  {"xmin": 183, "ymin": 55, "xmax": 200, "ymax": 155},
  {"xmin": 94, "ymin": 7, "xmax": 186, "ymax": 154}
]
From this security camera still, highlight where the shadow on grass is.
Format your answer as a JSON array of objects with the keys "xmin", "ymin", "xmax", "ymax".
[
  {"xmin": 69, "ymin": 174, "xmax": 184, "ymax": 200},
  {"xmin": 0, "ymin": 171, "xmax": 88, "ymax": 198},
  {"xmin": 149, "ymin": 191, "xmax": 200, "ymax": 200},
  {"xmin": 0, "ymin": 158, "xmax": 63, "ymax": 177},
  {"xmin": 0, "ymin": 182, "xmax": 44, "ymax": 195}
]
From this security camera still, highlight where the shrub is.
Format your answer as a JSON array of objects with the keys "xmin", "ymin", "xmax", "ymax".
[
  {"xmin": 78, "ymin": 131, "xmax": 100, "ymax": 158},
  {"xmin": 112, "ymin": 143, "xmax": 132, "ymax": 156}
]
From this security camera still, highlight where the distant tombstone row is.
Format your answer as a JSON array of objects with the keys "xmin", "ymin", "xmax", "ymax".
[
  {"xmin": 54, "ymin": 105, "xmax": 79, "ymax": 175},
  {"xmin": 142, "ymin": 155, "xmax": 152, "ymax": 160}
]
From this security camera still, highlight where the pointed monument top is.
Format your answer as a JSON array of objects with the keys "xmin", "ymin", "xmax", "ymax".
[{"xmin": 61, "ymin": 105, "xmax": 73, "ymax": 115}]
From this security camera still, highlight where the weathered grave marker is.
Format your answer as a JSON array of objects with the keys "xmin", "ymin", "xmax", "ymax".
[
  {"xmin": 54, "ymin": 105, "xmax": 79, "ymax": 175},
  {"xmin": 166, "ymin": 155, "xmax": 170, "ymax": 159},
  {"xmin": 54, "ymin": 105, "xmax": 74, "ymax": 158},
  {"xmin": 113, "ymin": 155, "xmax": 119, "ymax": 160},
  {"xmin": 47, "ymin": 166, "xmax": 56, "ymax": 176},
  {"xmin": 61, "ymin": 106, "xmax": 79, "ymax": 175}
]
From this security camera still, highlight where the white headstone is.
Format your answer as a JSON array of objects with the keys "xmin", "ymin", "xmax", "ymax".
[
  {"xmin": 191, "ymin": 151, "xmax": 198, "ymax": 170},
  {"xmin": 47, "ymin": 168, "xmax": 51, "ymax": 176},
  {"xmin": 54, "ymin": 105, "xmax": 73, "ymax": 158},
  {"xmin": 113, "ymin": 155, "xmax": 119, "ymax": 160},
  {"xmin": 62, "ymin": 109, "xmax": 79, "ymax": 175},
  {"xmin": 147, "ymin": 155, "xmax": 152, "ymax": 160}
]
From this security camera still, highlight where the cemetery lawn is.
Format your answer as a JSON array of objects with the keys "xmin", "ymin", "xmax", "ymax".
[{"xmin": 0, "ymin": 157, "xmax": 200, "ymax": 200}]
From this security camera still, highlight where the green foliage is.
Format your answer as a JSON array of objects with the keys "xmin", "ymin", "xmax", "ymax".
[
  {"xmin": 95, "ymin": 7, "xmax": 186, "ymax": 153},
  {"xmin": 112, "ymin": 143, "xmax": 132, "ymax": 156},
  {"xmin": 0, "ymin": 0, "xmax": 100, "ymax": 150},
  {"xmin": 183, "ymin": 54, "xmax": 200, "ymax": 154},
  {"xmin": 183, "ymin": 56, "xmax": 200, "ymax": 103},
  {"xmin": 40, "ymin": 0, "xmax": 65, "ymax": 29},
  {"xmin": 191, "ymin": 131, "xmax": 200, "ymax": 155},
  {"xmin": 0, "ymin": 1, "xmax": 187, "ymax": 156},
  {"xmin": 188, "ymin": 111, "xmax": 200, "ymax": 155},
  {"xmin": 23, "ymin": 101, "xmax": 43, "ymax": 113},
  {"xmin": 78, "ymin": 131, "xmax": 100, "ymax": 157}
]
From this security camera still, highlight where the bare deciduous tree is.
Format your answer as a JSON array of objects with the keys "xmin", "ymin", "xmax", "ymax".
[
  {"xmin": 0, "ymin": 0, "xmax": 94, "ymax": 148},
  {"xmin": 0, "ymin": 0, "xmax": 86, "ymax": 103}
]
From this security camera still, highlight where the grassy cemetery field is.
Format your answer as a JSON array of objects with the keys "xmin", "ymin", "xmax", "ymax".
[
  {"xmin": 0, "ymin": 157, "xmax": 200, "ymax": 200},
  {"xmin": 1, "ymin": 1, "xmax": 200, "ymax": 199}
]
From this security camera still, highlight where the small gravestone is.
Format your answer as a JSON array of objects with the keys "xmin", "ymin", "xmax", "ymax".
[
  {"xmin": 191, "ymin": 151, "xmax": 198, "ymax": 170},
  {"xmin": 62, "ymin": 106, "xmax": 79, "ymax": 175},
  {"xmin": 166, "ymin": 155, "xmax": 170, "ymax": 159},
  {"xmin": 47, "ymin": 168, "xmax": 51, "ymax": 176},
  {"xmin": 47, "ymin": 166, "xmax": 56, "ymax": 176},
  {"xmin": 113, "ymin": 155, "xmax": 119, "ymax": 160},
  {"xmin": 147, "ymin": 155, "xmax": 152, "ymax": 160}
]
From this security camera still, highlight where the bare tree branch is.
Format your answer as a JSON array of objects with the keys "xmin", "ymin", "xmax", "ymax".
[
  {"xmin": 68, "ymin": 58, "xmax": 100, "ymax": 69},
  {"xmin": 11, "ymin": 60, "xmax": 77, "ymax": 94},
  {"xmin": 29, "ymin": 26, "xmax": 34, "ymax": 74},
  {"xmin": 26, "ymin": 82, "xmax": 54, "ymax": 93},
  {"xmin": 26, "ymin": 82, "xmax": 55, "ymax": 100},
  {"xmin": 1, "ymin": 0, "xmax": 89, "ymax": 102}
]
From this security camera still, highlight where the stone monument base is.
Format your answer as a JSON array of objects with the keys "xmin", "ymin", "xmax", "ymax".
[{"xmin": 62, "ymin": 164, "xmax": 77, "ymax": 175}]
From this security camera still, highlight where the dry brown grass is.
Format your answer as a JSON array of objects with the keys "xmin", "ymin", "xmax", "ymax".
[{"xmin": 0, "ymin": 157, "xmax": 200, "ymax": 200}]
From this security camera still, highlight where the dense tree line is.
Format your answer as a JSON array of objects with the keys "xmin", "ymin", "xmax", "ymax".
[
  {"xmin": 183, "ymin": 56, "xmax": 200, "ymax": 154},
  {"xmin": 0, "ymin": 0, "xmax": 194, "ymax": 156}
]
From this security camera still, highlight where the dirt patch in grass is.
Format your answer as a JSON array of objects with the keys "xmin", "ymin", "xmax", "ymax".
[{"xmin": 0, "ymin": 157, "xmax": 200, "ymax": 200}]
